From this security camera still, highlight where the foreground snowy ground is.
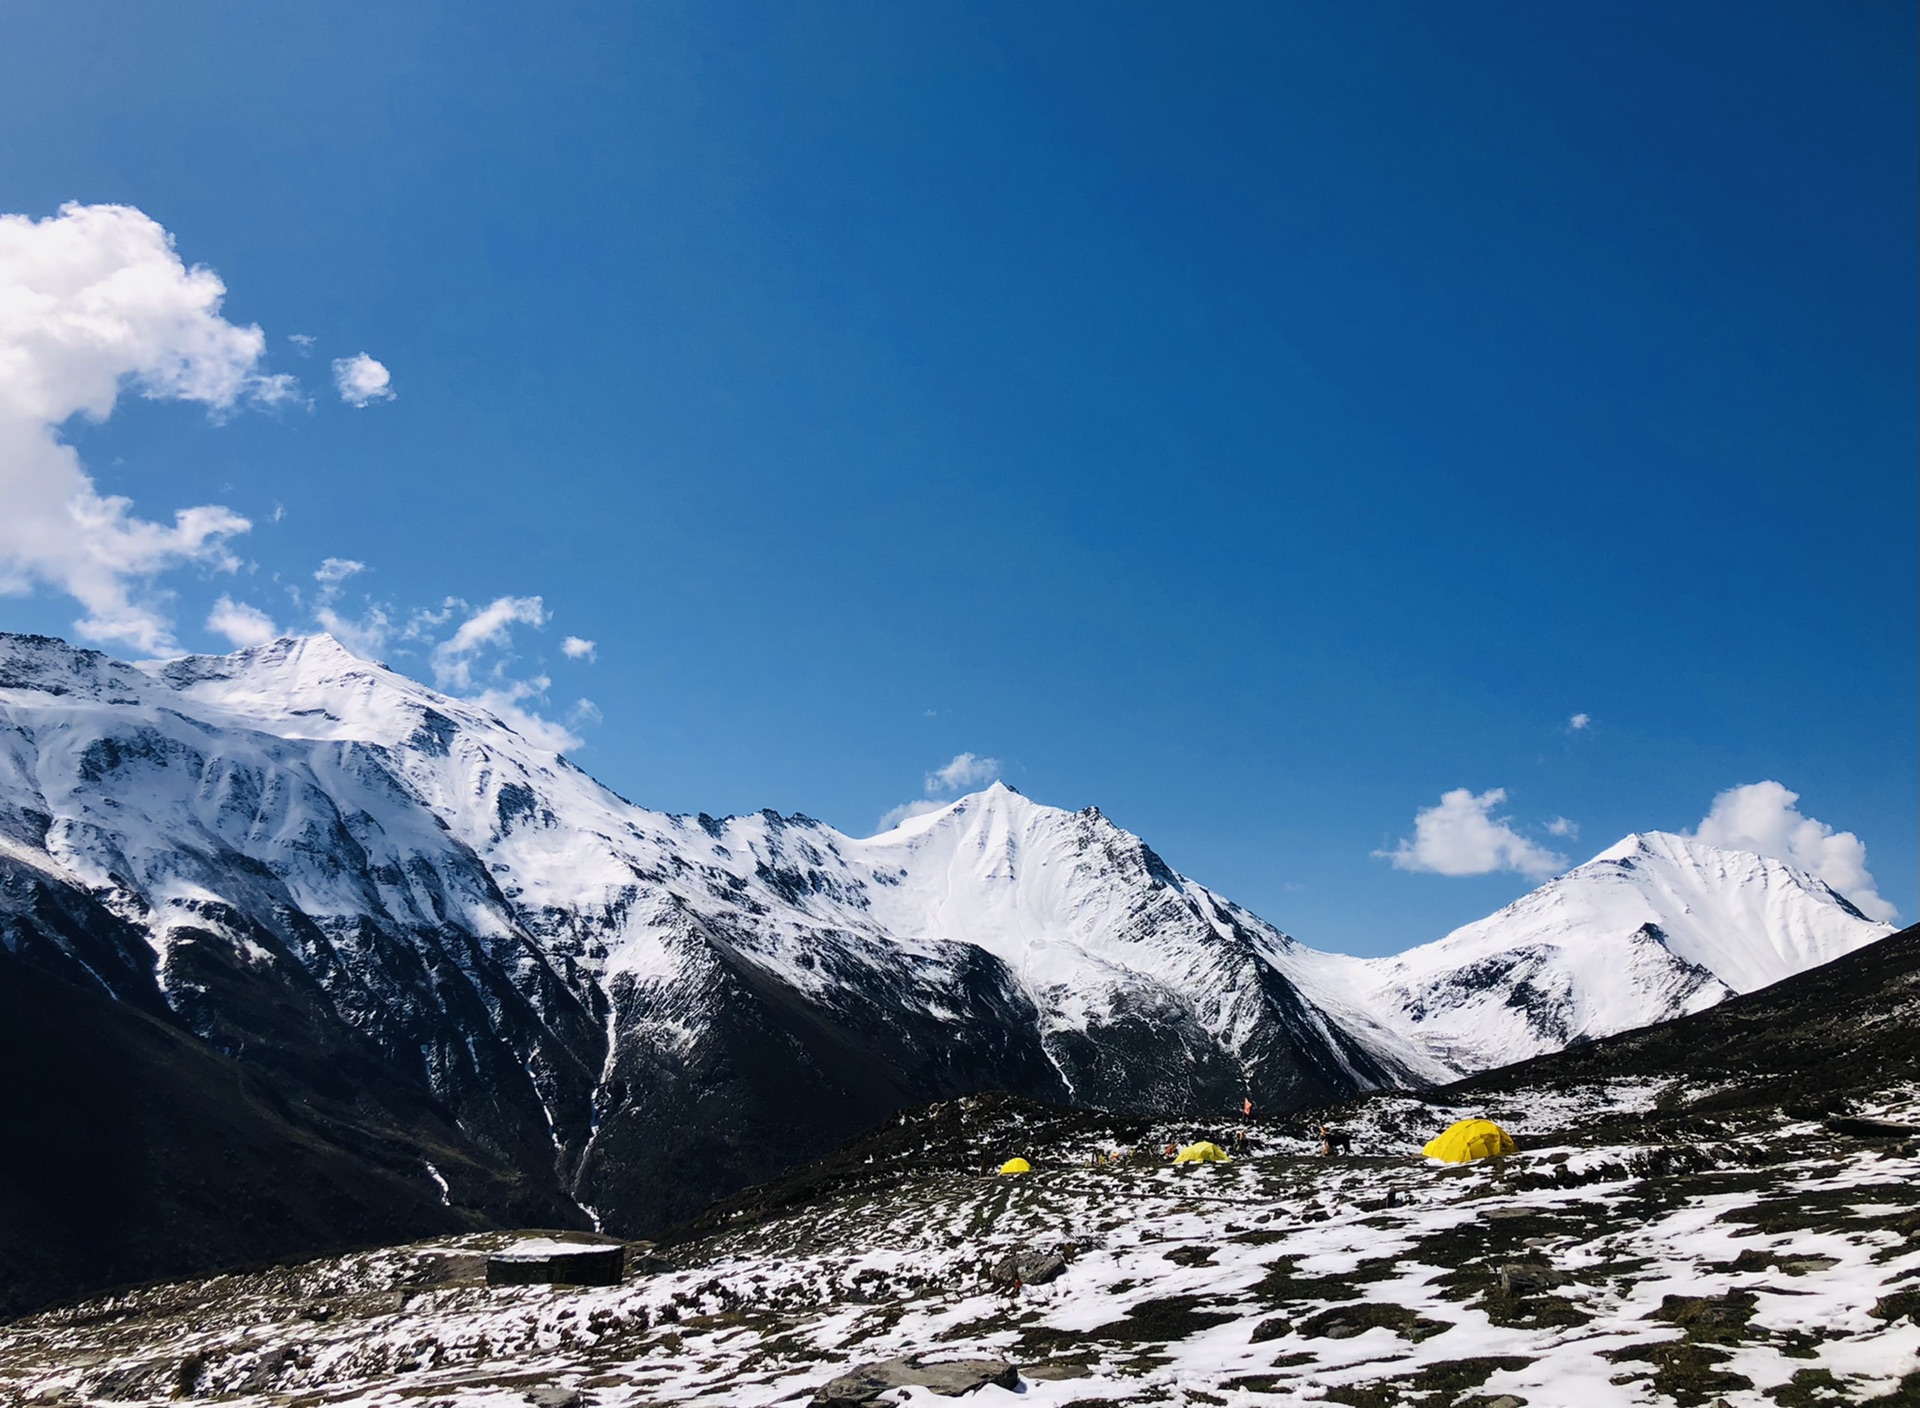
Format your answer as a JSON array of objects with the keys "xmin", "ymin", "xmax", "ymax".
[{"xmin": 4, "ymin": 1082, "xmax": 1916, "ymax": 1408}]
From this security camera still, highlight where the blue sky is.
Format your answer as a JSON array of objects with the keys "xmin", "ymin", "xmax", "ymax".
[{"xmin": 0, "ymin": 2, "xmax": 1913, "ymax": 954}]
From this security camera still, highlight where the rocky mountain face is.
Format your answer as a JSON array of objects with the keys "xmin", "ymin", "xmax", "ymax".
[{"xmin": 0, "ymin": 631, "xmax": 1893, "ymax": 1294}]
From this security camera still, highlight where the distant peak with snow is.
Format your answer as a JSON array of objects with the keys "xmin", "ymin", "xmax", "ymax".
[{"xmin": 1353, "ymin": 825, "xmax": 1893, "ymax": 1075}]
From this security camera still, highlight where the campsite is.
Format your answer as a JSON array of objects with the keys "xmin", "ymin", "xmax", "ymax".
[
  {"xmin": 4, "ymin": 927, "xmax": 1914, "ymax": 1406},
  {"xmin": 0, "ymin": 6, "xmax": 1912, "ymax": 1406}
]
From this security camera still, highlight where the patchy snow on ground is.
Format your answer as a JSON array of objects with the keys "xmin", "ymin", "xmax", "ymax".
[{"xmin": 4, "ymin": 1090, "xmax": 1915, "ymax": 1408}]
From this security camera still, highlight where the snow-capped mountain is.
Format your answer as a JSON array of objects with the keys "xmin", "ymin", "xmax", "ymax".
[
  {"xmin": 0, "ymin": 631, "xmax": 1892, "ymax": 1238},
  {"xmin": 0, "ymin": 632, "xmax": 1423, "ymax": 1235},
  {"xmin": 1348, "ymin": 830, "xmax": 1891, "ymax": 1076}
]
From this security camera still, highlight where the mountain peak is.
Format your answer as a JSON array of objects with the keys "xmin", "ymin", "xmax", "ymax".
[
  {"xmin": 257, "ymin": 630, "xmax": 364, "ymax": 663},
  {"xmin": 967, "ymin": 778, "xmax": 1033, "ymax": 811},
  {"xmin": 1361, "ymin": 825, "xmax": 1893, "ymax": 1075},
  {"xmin": 1591, "ymin": 829, "xmax": 1734, "ymax": 868},
  {"xmin": 142, "ymin": 630, "xmax": 440, "ymax": 748},
  {"xmin": 1585, "ymin": 829, "xmax": 1877, "ymax": 916}
]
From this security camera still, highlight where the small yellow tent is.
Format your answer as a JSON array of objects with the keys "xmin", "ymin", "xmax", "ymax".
[
  {"xmin": 998, "ymin": 1157, "xmax": 1032, "ymax": 1175},
  {"xmin": 1423, "ymin": 1119, "xmax": 1516, "ymax": 1163},
  {"xmin": 1172, "ymin": 1141, "xmax": 1232, "ymax": 1164}
]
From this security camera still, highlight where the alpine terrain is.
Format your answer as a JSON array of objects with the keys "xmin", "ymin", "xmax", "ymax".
[
  {"xmin": 0, "ymin": 631, "xmax": 1894, "ymax": 1314},
  {"xmin": 4, "ymin": 923, "xmax": 1914, "ymax": 1406}
]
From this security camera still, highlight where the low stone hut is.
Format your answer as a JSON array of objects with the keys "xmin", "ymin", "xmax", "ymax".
[{"xmin": 484, "ymin": 1238, "xmax": 625, "ymax": 1287}]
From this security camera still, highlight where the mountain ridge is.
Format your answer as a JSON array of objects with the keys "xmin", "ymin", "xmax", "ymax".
[{"xmin": 0, "ymin": 629, "xmax": 1893, "ymax": 1312}]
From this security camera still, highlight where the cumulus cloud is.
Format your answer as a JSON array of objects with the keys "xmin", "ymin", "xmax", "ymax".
[
  {"xmin": 405, "ymin": 596, "xmax": 586, "ymax": 752},
  {"xmin": 927, "ymin": 751, "xmax": 1002, "ymax": 794},
  {"xmin": 431, "ymin": 595, "xmax": 549, "ymax": 690},
  {"xmin": 332, "ymin": 352, "xmax": 394, "ymax": 407},
  {"xmin": 1544, "ymin": 816, "xmax": 1580, "ymax": 839},
  {"xmin": 471, "ymin": 675, "xmax": 583, "ymax": 753},
  {"xmin": 315, "ymin": 601, "xmax": 392, "ymax": 657},
  {"xmin": 0, "ymin": 201, "xmax": 303, "ymax": 652},
  {"xmin": 301, "ymin": 556, "xmax": 393, "ymax": 655},
  {"xmin": 876, "ymin": 752, "xmax": 1004, "ymax": 833},
  {"xmin": 561, "ymin": 635, "xmax": 596, "ymax": 661},
  {"xmin": 1377, "ymin": 787, "xmax": 1568, "ymax": 880},
  {"xmin": 1692, "ymin": 781, "xmax": 1897, "ymax": 923},
  {"xmin": 1569, "ymin": 713, "xmax": 1591, "ymax": 731},
  {"xmin": 875, "ymin": 799, "xmax": 948, "ymax": 832},
  {"xmin": 206, "ymin": 595, "xmax": 279, "ymax": 648}
]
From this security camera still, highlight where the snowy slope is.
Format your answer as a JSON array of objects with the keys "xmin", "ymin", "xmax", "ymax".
[
  {"xmin": 0, "ymin": 630, "xmax": 1892, "ymax": 1235},
  {"xmin": 1351, "ymin": 830, "xmax": 1892, "ymax": 1075},
  {"xmin": 0, "ymin": 633, "xmax": 1422, "ymax": 1233}
]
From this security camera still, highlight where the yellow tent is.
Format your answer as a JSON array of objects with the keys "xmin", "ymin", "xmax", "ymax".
[
  {"xmin": 1172, "ymin": 1141, "xmax": 1232, "ymax": 1164},
  {"xmin": 998, "ymin": 1157, "xmax": 1031, "ymax": 1175},
  {"xmin": 1423, "ymin": 1119, "xmax": 1516, "ymax": 1163}
]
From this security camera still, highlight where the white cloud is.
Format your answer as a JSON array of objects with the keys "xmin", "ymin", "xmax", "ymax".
[
  {"xmin": 314, "ymin": 557, "xmax": 365, "ymax": 586},
  {"xmin": 431, "ymin": 595, "xmax": 548, "ymax": 689},
  {"xmin": 927, "ymin": 752, "xmax": 1001, "ymax": 794},
  {"xmin": 1569, "ymin": 713, "xmax": 1591, "ymax": 731},
  {"xmin": 472, "ymin": 675, "xmax": 583, "ymax": 753},
  {"xmin": 1692, "ymin": 781, "xmax": 1897, "ymax": 923},
  {"xmin": 875, "ymin": 752, "xmax": 1003, "ymax": 833},
  {"xmin": 0, "ymin": 202, "xmax": 302, "ymax": 652},
  {"xmin": 418, "ymin": 596, "xmax": 589, "ymax": 752},
  {"xmin": 315, "ymin": 601, "xmax": 392, "ymax": 657},
  {"xmin": 876, "ymin": 799, "xmax": 947, "ymax": 832},
  {"xmin": 301, "ymin": 556, "xmax": 391, "ymax": 654},
  {"xmin": 332, "ymin": 352, "xmax": 394, "ymax": 407},
  {"xmin": 561, "ymin": 635, "xmax": 597, "ymax": 661},
  {"xmin": 298, "ymin": 586, "xmax": 591, "ymax": 753},
  {"xmin": 287, "ymin": 333, "xmax": 315, "ymax": 353},
  {"xmin": 400, "ymin": 598, "xmax": 459, "ymax": 640},
  {"xmin": 206, "ymin": 595, "xmax": 279, "ymax": 648},
  {"xmin": 1544, "ymin": 816, "xmax": 1580, "ymax": 838},
  {"xmin": 1377, "ymin": 787, "xmax": 1569, "ymax": 880}
]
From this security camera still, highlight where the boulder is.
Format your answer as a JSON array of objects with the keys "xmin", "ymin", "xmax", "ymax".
[
  {"xmin": 1498, "ymin": 1263, "xmax": 1570, "ymax": 1296},
  {"xmin": 1827, "ymin": 1116, "xmax": 1918, "ymax": 1140},
  {"xmin": 813, "ymin": 1356, "xmax": 1018, "ymax": 1403},
  {"xmin": 1248, "ymin": 1315, "xmax": 1292, "ymax": 1343},
  {"xmin": 984, "ymin": 1246, "xmax": 1068, "ymax": 1287},
  {"xmin": 1780, "ymin": 1256, "xmax": 1838, "ymax": 1276},
  {"xmin": 1161, "ymin": 1245, "xmax": 1218, "ymax": 1267}
]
